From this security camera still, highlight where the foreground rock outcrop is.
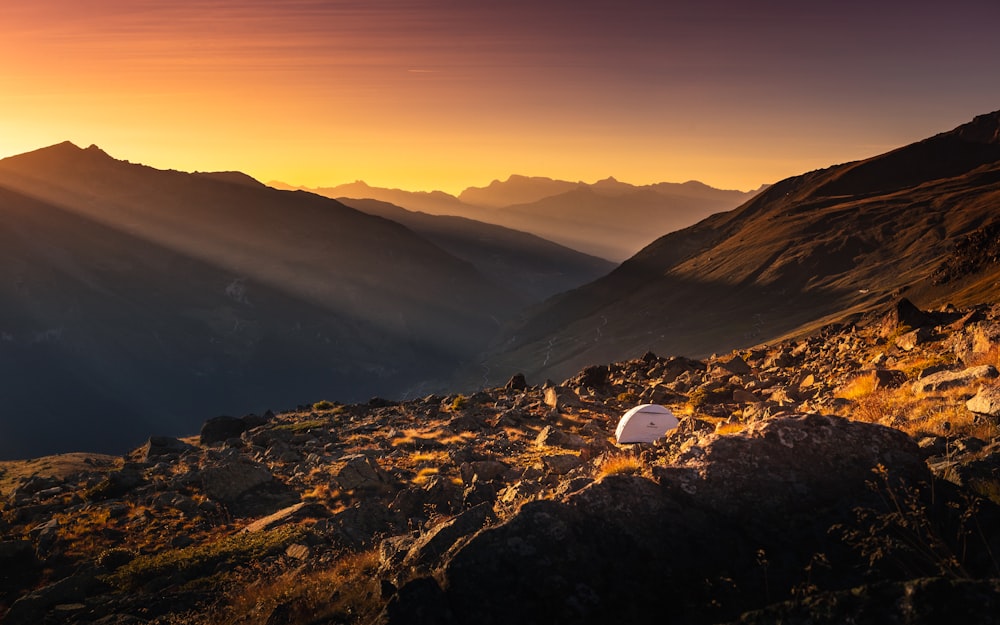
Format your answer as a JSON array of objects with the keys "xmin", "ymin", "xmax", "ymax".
[
  {"xmin": 384, "ymin": 415, "xmax": 996, "ymax": 624},
  {"xmin": 1, "ymin": 300, "xmax": 999, "ymax": 624}
]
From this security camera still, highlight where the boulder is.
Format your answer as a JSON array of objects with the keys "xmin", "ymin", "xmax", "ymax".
[
  {"xmin": 242, "ymin": 502, "xmax": 331, "ymax": 533},
  {"xmin": 912, "ymin": 365, "xmax": 999, "ymax": 393},
  {"xmin": 535, "ymin": 425, "xmax": 587, "ymax": 450},
  {"xmin": 730, "ymin": 577, "xmax": 1000, "ymax": 625},
  {"xmin": 0, "ymin": 540, "xmax": 39, "ymax": 599},
  {"xmin": 199, "ymin": 415, "xmax": 248, "ymax": 446},
  {"xmin": 544, "ymin": 386, "xmax": 584, "ymax": 410},
  {"xmin": 384, "ymin": 415, "xmax": 935, "ymax": 625},
  {"xmin": 541, "ymin": 453, "xmax": 583, "ymax": 475},
  {"xmin": 333, "ymin": 454, "xmax": 395, "ymax": 491},
  {"xmin": 139, "ymin": 436, "xmax": 194, "ymax": 461},
  {"xmin": 402, "ymin": 502, "xmax": 495, "ymax": 571},
  {"xmin": 719, "ymin": 355, "xmax": 752, "ymax": 375},
  {"xmin": 200, "ymin": 457, "xmax": 297, "ymax": 517},
  {"xmin": 504, "ymin": 373, "xmax": 528, "ymax": 390},
  {"xmin": 966, "ymin": 384, "xmax": 1000, "ymax": 418},
  {"xmin": 871, "ymin": 368, "xmax": 908, "ymax": 390},
  {"xmin": 895, "ymin": 327, "xmax": 933, "ymax": 351},
  {"xmin": 460, "ymin": 460, "xmax": 512, "ymax": 485},
  {"xmin": 4, "ymin": 570, "xmax": 107, "ymax": 625},
  {"xmin": 575, "ymin": 365, "xmax": 610, "ymax": 389},
  {"xmin": 890, "ymin": 297, "xmax": 937, "ymax": 331}
]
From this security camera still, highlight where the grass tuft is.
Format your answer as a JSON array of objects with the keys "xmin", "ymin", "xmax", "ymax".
[{"xmin": 597, "ymin": 453, "xmax": 644, "ymax": 477}]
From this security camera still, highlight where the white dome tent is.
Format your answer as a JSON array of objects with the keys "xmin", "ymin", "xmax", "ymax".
[{"xmin": 615, "ymin": 404, "xmax": 679, "ymax": 444}]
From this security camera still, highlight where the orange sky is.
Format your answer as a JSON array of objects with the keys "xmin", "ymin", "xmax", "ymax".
[{"xmin": 2, "ymin": 1, "xmax": 1000, "ymax": 194}]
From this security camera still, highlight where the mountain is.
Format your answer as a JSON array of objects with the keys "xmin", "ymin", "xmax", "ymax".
[
  {"xmin": 480, "ymin": 110, "xmax": 1000, "ymax": 384},
  {"xmin": 489, "ymin": 183, "xmax": 754, "ymax": 261},
  {"xmin": 269, "ymin": 180, "xmax": 483, "ymax": 220},
  {"xmin": 337, "ymin": 198, "xmax": 614, "ymax": 303},
  {"xmin": 291, "ymin": 175, "xmax": 756, "ymax": 261},
  {"xmin": 0, "ymin": 143, "xmax": 518, "ymax": 458},
  {"xmin": 457, "ymin": 174, "xmax": 582, "ymax": 207}
]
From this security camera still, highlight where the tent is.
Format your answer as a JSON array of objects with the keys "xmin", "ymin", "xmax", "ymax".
[{"xmin": 615, "ymin": 404, "xmax": 679, "ymax": 444}]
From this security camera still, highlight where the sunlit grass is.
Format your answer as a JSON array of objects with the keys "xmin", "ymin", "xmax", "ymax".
[
  {"xmin": 204, "ymin": 549, "xmax": 382, "ymax": 625},
  {"xmin": 596, "ymin": 453, "xmax": 644, "ymax": 477}
]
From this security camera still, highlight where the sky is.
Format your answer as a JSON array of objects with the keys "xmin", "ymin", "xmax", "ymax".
[{"xmin": 2, "ymin": 0, "xmax": 999, "ymax": 194}]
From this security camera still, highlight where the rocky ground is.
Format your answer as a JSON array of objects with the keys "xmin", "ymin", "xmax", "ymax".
[{"xmin": 2, "ymin": 299, "xmax": 1000, "ymax": 624}]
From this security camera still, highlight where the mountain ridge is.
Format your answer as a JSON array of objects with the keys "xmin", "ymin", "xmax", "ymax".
[
  {"xmin": 478, "ymin": 109, "xmax": 1000, "ymax": 384},
  {"xmin": 283, "ymin": 175, "xmax": 757, "ymax": 261},
  {"xmin": 0, "ymin": 144, "xmax": 525, "ymax": 458}
]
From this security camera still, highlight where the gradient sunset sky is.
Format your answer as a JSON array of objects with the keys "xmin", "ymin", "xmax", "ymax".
[{"xmin": 2, "ymin": 0, "xmax": 999, "ymax": 194}]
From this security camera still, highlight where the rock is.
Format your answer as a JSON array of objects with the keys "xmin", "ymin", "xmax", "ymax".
[
  {"xmin": 447, "ymin": 412, "xmax": 486, "ymax": 433},
  {"xmin": 460, "ymin": 460, "xmax": 511, "ymax": 485},
  {"xmin": 732, "ymin": 389, "xmax": 759, "ymax": 404},
  {"xmin": 660, "ymin": 414, "xmax": 926, "ymax": 516},
  {"xmin": 333, "ymin": 454, "xmax": 395, "ymax": 491},
  {"xmin": 890, "ymin": 297, "xmax": 938, "ymax": 331},
  {"xmin": 402, "ymin": 502, "xmax": 495, "ymax": 571},
  {"xmin": 200, "ymin": 457, "xmax": 297, "ymax": 516},
  {"xmin": 966, "ymin": 384, "xmax": 1000, "ymax": 418},
  {"xmin": 912, "ymin": 365, "xmax": 999, "ymax": 393},
  {"xmin": 384, "ymin": 416, "xmax": 933, "ymax": 625},
  {"xmin": 139, "ymin": 436, "xmax": 194, "ymax": 461},
  {"xmin": 85, "ymin": 466, "xmax": 145, "ymax": 501},
  {"xmin": 719, "ymin": 355, "xmax": 752, "ymax": 375},
  {"xmin": 730, "ymin": 577, "xmax": 1000, "ymax": 625},
  {"xmin": 535, "ymin": 425, "xmax": 587, "ymax": 450},
  {"xmin": 504, "ymin": 373, "xmax": 528, "ymax": 390},
  {"xmin": 544, "ymin": 386, "xmax": 583, "ymax": 410},
  {"xmin": 576, "ymin": 365, "xmax": 610, "ymax": 389},
  {"xmin": 328, "ymin": 500, "xmax": 400, "ymax": 549},
  {"xmin": 895, "ymin": 327, "xmax": 933, "ymax": 351},
  {"xmin": 242, "ymin": 502, "xmax": 331, "ymax": 533},
  {"xmin": 4, "ymin": 570, "xmax": 107, "ymax": 625},
  {"xmin": 871, "ymin": 368, "xmax": 907, "ymax": 389},
  {"xmin": 200, "ymin": 415, "xmax": 248, "ymax": 446},
  {"xmin": 541, "ymin": 453, "xmax": 583, "ymax": 475},
  {"xmin": 0, "ymin": 540, "xmax": 39, "ymax": 598},
  {"xmin": 201, "ymin": 458, "xmax": 273, "ymax": 501}
]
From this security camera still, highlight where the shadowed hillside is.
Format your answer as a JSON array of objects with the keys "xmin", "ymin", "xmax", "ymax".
[
  {"xmin": 480, "ymin": 110, "xmax": 1000, "ymax": 385},
  {"xmin": 0, "ymin": 144, "xmax": 518, "ymax": 458},
  {"xmin": 338, "ymin": 197, "xmax": 614, "ymax": 303}
]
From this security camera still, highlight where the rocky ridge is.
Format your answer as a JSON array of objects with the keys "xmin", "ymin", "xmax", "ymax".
[{"xmin": 1, "ymin": 300, "xmax": 999, "ymax": 624}]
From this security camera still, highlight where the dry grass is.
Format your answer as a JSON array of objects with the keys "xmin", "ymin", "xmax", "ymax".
[
  {"xmin": 969, "ymin": 343, "xmax": 1000, "ymax": 369},
  {"xmin": 596, "ymin": 453, "xmax": 644, "ymax": 477},
  {"xmin": 412, "ymin": 467, "xmax": 440, "ymax": 485},
  {"xmin": 208, "ymin": 550, "xmax": 382, "ymax": 625},
  {"xmin": 715, "ymin": 421, "xmax": 748, "ymax": 436},
  {"xmin": 835, "ymin": 374, "xmax": 879, "ymax": 401},
  {"xmin": 898, "ymin": 352, "xmax": 956, "ymax": 378}
]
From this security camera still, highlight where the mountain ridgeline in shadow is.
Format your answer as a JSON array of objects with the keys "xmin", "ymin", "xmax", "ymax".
[
  {"xmin": 479, "ymin": 110, "xmax": 1000, "ymax": 384},
  {"xmin": 275, "ymin": 175, "xmax": 758, "ymax": 261},
  {"xmin": 0, "ymin": 144, "xmax": 603, "ymax": 458},
  {"xmin": 336, "ymin": 197, "xmax": 614, "ymax": 303}
]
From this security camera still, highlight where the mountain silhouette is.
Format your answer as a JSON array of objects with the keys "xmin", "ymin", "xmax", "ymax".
[
  {"xmin": 479, "ymin": 110, "xmax": 1000, "ymax": 384},
  {"xmin": 0, "ymin": 144, "xmax": 520, "ymax": 458},
  {"xmin": 290, "ymin": 175, "xmax": 755, "ymax": 261}
]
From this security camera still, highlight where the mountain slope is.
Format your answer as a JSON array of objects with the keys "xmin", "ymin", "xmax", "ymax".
[
  {"xmin": 337, "ymin": 197, "xmax": 614, "ymax": 302},
  {"xmin": 481, "ymin": 110, "xmax": 1000, "ymax": 384},
  {"xmin": 0, "ymin": 144, "xmax": 517, "ymax": 458}
]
